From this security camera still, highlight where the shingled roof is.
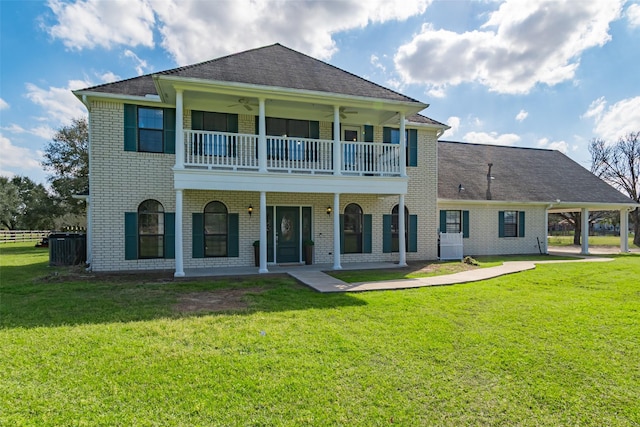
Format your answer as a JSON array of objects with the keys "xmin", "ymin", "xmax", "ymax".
[
  {"xmin": 438, "ymin": 141, "xmax": 635, "ymax": 205},
  {"xmin": 81, "ymin": 43, "xmax": 421, "ymax": 104}
]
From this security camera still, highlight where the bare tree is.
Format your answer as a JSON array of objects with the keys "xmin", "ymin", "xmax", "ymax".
[{"xmin": 589, "ymin": 132, "xmax": 640, "ymax": 246}]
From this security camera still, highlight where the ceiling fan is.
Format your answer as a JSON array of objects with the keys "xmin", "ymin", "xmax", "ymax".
[
  {"xmin": 325, "ymin": 107, "xmax": 359, "ymax": 120},
  {"xmin": 227, "ymin": 98, "xmax": 257, "ymax": 111}
]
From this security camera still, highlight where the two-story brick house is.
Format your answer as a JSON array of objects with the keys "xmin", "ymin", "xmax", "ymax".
[{"xmin": 74, "ymin": 43, "xmax": 638, "ymax": 276}]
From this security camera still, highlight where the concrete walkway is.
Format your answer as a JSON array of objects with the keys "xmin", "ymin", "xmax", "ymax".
[{"xmin": 291, "ymin": 253, "xmax": 616, "ymax": 293}]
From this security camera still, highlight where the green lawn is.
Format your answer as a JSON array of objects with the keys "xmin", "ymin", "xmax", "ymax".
[
  {"xmin": 1, "ymin": 243, "xmax": 639, "ymax": 425},
  {"xmin": 548, "ymin": 234, "xmax": 635, "ymax": 247}
]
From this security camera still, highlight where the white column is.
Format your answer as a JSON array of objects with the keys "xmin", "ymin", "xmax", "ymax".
[
  {"xmin": 174, "ymin": 189, "xmax": 185, "ymax": 277},
  {"xmin": 258, "ymin": 98, "xmax": 267, "ymax": 173},
  {"xmin": 86, "ymin": 197, "xmax": 92, "ymax": 264},
  {"xmin": 398, "ymin": 194, "xmax": 407, "ymax": 266},
  {"xmin": 259, "ymin": 191, "xmax": 268, "ymax": 273},
  {"xmin": 174, "ymin": 89, "xmax": 184, "ymax": 169},
  {"xmin": 581, "ymin": 208, "xmax": 590, "ymax": 255},
  {"xmin": 333, "ymin": 192, "xmax": 342, "ymax": 270},
  {"xmin": 333, "ymin": 106, "xmax": 341, "ymax": 176},
  {"xmin": 620, "ymin": 209, "xmax": 629, "ymax": 252},
  {"xmin": 544, "ymin": 207, "xmax": 549, "ymax": 254},
  {"xmin": 399, "ymin": 113, "xmax": 407, "ymax": 177}
]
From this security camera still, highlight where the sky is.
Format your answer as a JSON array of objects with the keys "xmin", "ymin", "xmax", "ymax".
[{"xmin": 1, "ymin": 0, "xmax": 639, "ymax": 186}]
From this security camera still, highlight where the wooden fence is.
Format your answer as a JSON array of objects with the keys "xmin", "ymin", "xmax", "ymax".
[{"xmin": 0, "ymin": 230, "xmax": 51, "ymax": 243}]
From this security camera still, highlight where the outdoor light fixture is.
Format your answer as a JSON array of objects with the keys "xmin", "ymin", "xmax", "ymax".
[
  {"xmin": 248, "ymin": 205, "xmax": 253, "ymax": 216},
  {"xmin": 326, "ymin": 206, "xmax": 332, "ymax": 216},
  {"xmin": 458, "ymin": 184, "xmax": 465, "ymax": 192}
]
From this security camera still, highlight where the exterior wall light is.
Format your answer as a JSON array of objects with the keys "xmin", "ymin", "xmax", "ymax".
[
  {"xmin": 248, "ymin": 205, "xmax": 253, "ymax": 216},
  {"xmin": 326, "ymin": 206, "xmax": 332, "ymax": 216}
]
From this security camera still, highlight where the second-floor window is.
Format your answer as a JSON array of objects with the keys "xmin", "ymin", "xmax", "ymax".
[
  {"xmin": 124, "ymin": 104, "xmax": 175, "ymax": 154},
  {"xmin": 138, "ymin": 108, "xmax": 164, "ymax": 153},
  {"xmin": 383, "ymin": 127, "xmax": 418, "ymax": 167}
]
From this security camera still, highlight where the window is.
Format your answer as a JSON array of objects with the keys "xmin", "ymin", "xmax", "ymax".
[
  {"xmin": 343, "ymin": 203, "xmax": 363, "ymax": 253},
  {"xmin": 138, "ymin": 108, "xmax": 164, "ymax": 153},
  {"xmin": 383, "ymin": 127, "xmax": 418, "ymax": 167},
  {"xmin": 192, "ymin": 111, "xmax": 238, "ymax": 156},
  {"xmin": 264, "ymin": 118, "xmax": 319, "ymax": 161},
  {"xmin": 124, "ymin": 104, "xmax": 175, "ymax": 153},
  {"xmin": 138, "ymin": 200, "xmax": 164, "ymax": 258},
  {"xmin": 445, "ymin": 210, "xmax": 462, "ymax": 233},
  {"xmin": 391, "ymin": 204, "xmax": 410, "ymax": 252},
  {"xmin": 503, "ymin": 211, "xmax": 518, "ymax": 237},
  {"xmin": 499, "ymin": 210, "xmax": 525, "ymax": 238},
  {"xmin": 204, "ymin": 201, "xmax": 228, "ymax": 257}
]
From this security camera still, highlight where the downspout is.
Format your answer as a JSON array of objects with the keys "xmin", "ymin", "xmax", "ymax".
[{"xmin": 82, "ymin": 95, "xmax": 93, "ymax": 270}]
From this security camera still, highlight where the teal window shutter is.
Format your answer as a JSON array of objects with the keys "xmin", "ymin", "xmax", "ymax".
[
  {"xmin": 192, "ymin": 213, "xmax": 204, "ymax": 258},
  {"xmin": 439, "ymin": 210, "xmax": 447, "ymax": 233},
  {"xmin": 192, "ymin": 110, "xmax": 204, "ymax": 130},
  {"xmin": 309, "ymin": 121, "xmax": 320, "ymax": 139},
  {"xmin": 363, "ymin": 214, "xmax": 372, "ymax": 253},
  {"xmin": 339, "ymin": 214, "xmax": 345, "ymax": 254},
  {"xmin": 124, "ymin": 212, "xmax": 138, "ymax": 260},
  {"xmin": 228, "ymin": 213, "xmax": 239, "ymax": 257},
  {"xmin": 519, "ymin": 211, "xmax": 526, "ymax": 237},
  {"xmin": 124, "ymin": 104, "xmax": 137, "ymax": 151},
  {"xmin": 164, "ymin": 212, "xmax": 175, "ymax": 259},
  {"xmin": 409, "ymin": 215, "xmax": 418, "ymax": 252},
  {"xmin": 163, "ymin": 108, "xmax": 176, "ymax": 154},
  {"xmin": 364, "ymin": 125, "xmax": 374, "ymax": 142},
  {"xmin": 382, "ymin": 214, "xmax": 392, "ymax": 253},
  {"xmin": 462, "ymin": 211, "xmax": 470, "ymax": 238},
  {"xmin": 227, "ymin": 114, "xmax": 239, "ymax": 133},
  {"xmin": 383, "ymin": 127, "xmax": 392, "ymax": 143},
  {"xmin": 498, "ymin": 211, "xmax": 505, "ymax": 238},
  {"xmin": 408, "ymin": 129, "xmax": 418, "ymax": 167}
]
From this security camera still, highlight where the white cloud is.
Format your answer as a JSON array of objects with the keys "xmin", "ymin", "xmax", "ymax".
[
  {"xmin": 99, "ymin": 71, "xmax": 120, "ymax": 83},
  {"xmin": 583, "ymin": 96, "xmax": 640, "ymax": 141},
  {"xmin": 124, "ymin": 49, "xmax": 150, "ymax": 76},
  {"xmin": 45, "ymin": 0, "xmax": 430, "ymax": 65},
  {"xmin": 0, "ymin": 134, "xmax": 43, "ymax": 177},
  {"xmin": 2, "ymin": 123, "xmax": 55, "ymax": 140},
  {"xmin": 537, "ymin": 137, "xmax": 569, "ymax": 153},
  {"xmin": 427, "ymin": 85, "xmax": 447, "ymax": 98},
  {"xmin": 46, "ymin": 0, "xmax": 155, "ymax": 50},
  {"xmin": 515, "ymin": 109, "xmax": 528, "ymax": 122},
  {"xmin": 394, "ymin": 0, "xmax": 624, "ymax": 94},
  {"xmin": 1, "ymin": 124, "xmax": 26, "ymax": 134},
  {"xmin": 0, "ymin": 98, "xmax": 8, "ymax": 110},
  {"xmin": 25, "ymin": 79, "xmax": 90, "ymax": 125},
  {"xmin": 441, "ymin": 116, "xmax": 460, "ymax": 139},
  {"xmin": 627, "ymin": 3, "xmax": 640, "ymax": 28},
  {"xmin": 463, "ymin": 131, "xmax": 520, "ymax": 146},
  {"xmin": 370, "ymin": 54, "xmax": 386, "ymax": 72}
]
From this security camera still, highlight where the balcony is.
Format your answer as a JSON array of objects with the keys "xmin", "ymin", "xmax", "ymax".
[{"xmin": 181, "ymin": 130, "xmax": 401, "ymax": 176}]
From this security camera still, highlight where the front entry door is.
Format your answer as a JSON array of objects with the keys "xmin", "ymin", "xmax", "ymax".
[{"xmin": 276, "ymin": 206, "xmax": 300, "ymax": 263}]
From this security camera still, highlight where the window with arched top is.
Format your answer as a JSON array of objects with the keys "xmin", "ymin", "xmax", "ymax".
[
  {"xmin": 391, "ymin": 205, "xmax": 409, "ymax": 252},
  {"xmin": 343, "ymin": 203, "xmax": 363, "ymax": 254},
  {"xmin": 204, "ymin": 201, "xmax": 228, "ymax": 257},
  {"xmin": 138, "ymin": 199, "xmax": 165, "ymax": 258},
  {"xmin": 383, "ymin": 205, "xmax": 417, "ymax": 253}
]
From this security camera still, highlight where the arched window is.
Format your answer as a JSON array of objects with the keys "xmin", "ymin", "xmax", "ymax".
[
  {"xmin": 391, "ymin": 204, "xmax": 409, "ymax": 252},
  {"xmin": 204, "ymin": 201, "xmax": 228, "ymax": 257},
  {"xmin": 138, "ymin": 199, "xmax": 164, "ymax": 258},
  {"xmin": 343, "ymin": 203, "xmax": 363, "ymax": 253}
]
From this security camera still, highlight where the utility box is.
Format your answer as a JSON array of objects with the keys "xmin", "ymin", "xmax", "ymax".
[
  {"xmin": 49, "ymin": 233, "xmax": 87, "ymax": 266},
  {"xmin": 439, "ymin": 232, "xmax": 463, "ymax": 261}
]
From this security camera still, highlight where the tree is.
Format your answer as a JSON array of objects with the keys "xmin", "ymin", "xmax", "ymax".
[
  {"xmin": 0, "ymin": 177, "xmax": 20, "ymax": 229},
  {"xmin": 0, "ymin": 176, "xmax": 58, "ymax": 230},
  {"xmin": 589, "ymin": 131, "xmax": 640, "ymax": 246},
  {"xmin": 42, "ymin": 118, "xmax": 89, "ymax": 215}
]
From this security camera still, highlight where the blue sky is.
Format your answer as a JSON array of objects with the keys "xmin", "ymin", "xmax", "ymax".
[{"xmin": 1, "ymin": 0, "xmax": 639, "ymax": 185}]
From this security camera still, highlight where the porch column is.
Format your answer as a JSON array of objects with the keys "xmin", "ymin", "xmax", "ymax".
[
  {"xmin": 399, "ymin": 113, "xmax": 407, "ymax": 177},
  {"xmin": 259, "ymin": 191, "xmax": 268, "ymax": 273},
  {"xmin": 174, "ymin": 189, "xmax": 185, "ymax": 277},
  {"xmin": 175, "ymin": 89, "xmax": 184, "ymax": 169},
  {"xmin": 620, "ymin": 209, "xmax": 629, "ymax": 252},
  {"xmin": 333, "ymin": 105, "xmax": 341, "ymax": 176},
  {"xmin": 398, "ymin": 194, "xmax": 407, "ymax": 267},
  {"xmin": 333, "ymin": 192, "xmax": 342, "ymax": 270},
  {"xmin": 543, "ymin": 207, "xmax": 549, "ymax": 254},
  {"xmin": 581, "ymin": 207, "xmax": 590, "ymax": 255},
  {"xmin": 258, "ymin": 98, "xmax": 267, "ymax": 173}
]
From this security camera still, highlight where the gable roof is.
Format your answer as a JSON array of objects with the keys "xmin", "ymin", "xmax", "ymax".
[
  {"xmin": 81, "ymin": 43, "xmax": 420, "ymax": 104},
  {"xmin": 438, "ymin": 141, "xmax": 636, "ymax": 206}
]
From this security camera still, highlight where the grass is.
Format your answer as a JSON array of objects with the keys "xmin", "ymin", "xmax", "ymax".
[
  {"xmin": 548, "ymin": 234, "xmax": 636, "ymax": 247},
  {"xmin": 1, "ymin": 243, "xmax": 639, "ymax": 425}
]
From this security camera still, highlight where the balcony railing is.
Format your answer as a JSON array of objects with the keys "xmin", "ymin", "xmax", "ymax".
[{"xmin": 182, "ymin": 130, "xmax": 401, "ymax": 176}]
